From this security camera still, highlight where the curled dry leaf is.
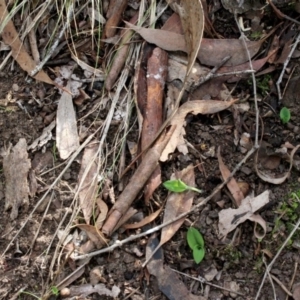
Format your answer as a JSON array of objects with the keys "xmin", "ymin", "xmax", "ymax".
[
  {"xmin": 255, "ymin": 144, "xmax": 300, "ymax": 184},
  {"xmin": 218, "ymin": 190, "xmax": 270, "ymax": 239},
  {"xmin": 0, "ymin": 0, "xmax": 54, "ymax": 85},
  {"xmin": 76, "ymin": 224, "xmax": 107, "ymax": 249},
  {"xmin": 160, "ymin": 99, "xmax": 236, "ymax": 161}
]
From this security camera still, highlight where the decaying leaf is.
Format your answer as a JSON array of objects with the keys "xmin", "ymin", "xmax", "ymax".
[
  {"xmin": 218, "ymin": 190, "xmax": 270, "ymax": 239},
  {"xmin": 56, "ymin": 80, "xmax": 80, "ymax": 159},
  {"xmin": 78, "ymin": 141, "xmax": 99, "ymax": 224},
  {"xmin": 217, "ymin": 147, "xmax": 244, "ymax": 207},
  {"xmin": 146, "ymin": 236, "xmax": 202, "ymax": 300},
  {"xmin": 160, "ymin": 99, "xmax": 237, "ymax": 161},
  {"xmin": 95, "ymin": 198, "xmax": 108, "ymax": 229},
  {"xmin": 3, "ymin": 139, "xmax": 31, "ymax": 220},
  {"xmin": 0, "ymin": 0, "xmax": 54, "ymax": 85}
]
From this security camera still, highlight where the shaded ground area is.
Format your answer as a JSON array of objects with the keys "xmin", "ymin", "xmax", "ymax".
[{"xmin": 1, "ymin": 1, "xmax": 300, "ymax": 300}]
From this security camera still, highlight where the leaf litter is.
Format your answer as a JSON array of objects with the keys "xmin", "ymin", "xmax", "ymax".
[{"xmin": 2, "ymin": 1, "xmax": 300, "ymax": 299}]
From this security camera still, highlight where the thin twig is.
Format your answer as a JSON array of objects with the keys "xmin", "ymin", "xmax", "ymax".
[
  {"xmin": 271, "ymin": 274, "xmax": 293, "ymax": 297},
  {"xmin": 30, "ymin": 3, "xmax": 74, "ymax": 76},
  {"xmin": 276, "ymin": 32, "xmax": 300, "ymax": 104},
  {"xmin": 170, "ymin": 268, "xmax": 246, "ymax": 297},
  {"xmin": 74, "ymin": 146, "xmax": 257, "ymax": 260},
  {"xmin": 255, "ymin": 212, "xmax": 300, "ymax": 299},
  {"xmin": 234, "ymin": 14, "xmax": 259, "ymax": 148},
  {"xmin": 263, "ymin": 255, "xmax": 277, "ymax": 299}
]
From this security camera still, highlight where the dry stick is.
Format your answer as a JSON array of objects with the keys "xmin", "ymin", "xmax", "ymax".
[
  {"xmin": 267, "ymin": 0, "xmax": 300, "ymax": 26},
  {"xmin": 1, "ymin": 129, "xmax": 100, "ymax": 257},
  {"xmin": 74, "ymin": 145, "xmax": 257, "ymax": 261},
  {"xmin": 255, "ymin": 215, "xmax": 300, "ymax": 300},
  {"xmin": 271, "ymin": 274, "xmax": 293, "ymax": 297},
  {"xmin": 30, "ymin": 3, "xmax": 73, "ymax": 77},
  {"xmin": 234, "ymin": 14, "xmax": 259, "ymax": 148},
  {"xmin": 276, "ymin": 32, "xmax": 300, "ymax": 104},
  {"xmin": 263, "ymin": 255, "xmax": 277, "ymax": 300},
  {"xmin": 170, "ymin": 268, "xmax": 246, "ymax": 297},
  {"xmin": 285, "ymin": 262, "xmax": 298, "ymax": 300}
]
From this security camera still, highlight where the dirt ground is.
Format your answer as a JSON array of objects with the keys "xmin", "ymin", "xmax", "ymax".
[{"xmin": 1, "ymin": 1, "xmax": 300, "ymax": 300}]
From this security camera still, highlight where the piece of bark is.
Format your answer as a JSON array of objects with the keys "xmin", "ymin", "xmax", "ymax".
[
  {"xmin": 3, "ymin": 139, "xmax": 31, "ymax": 220},
  {"xmin": 101, "ymin": 126, "xmax": 176, "ymax": 236},
  {"xmin": 142, "ymin": 48, "xmax": 168, "ymax": 204}
]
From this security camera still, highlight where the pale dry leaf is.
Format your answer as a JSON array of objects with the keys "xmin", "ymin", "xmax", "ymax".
[
  {"xmin": 78, "ymin": 141, "xmax": 99, "ymax": 224},
  {"xmin": 76, "ymin": 224, "xmax": 107, "ymax": 249},
  {"xmin": 255, "ymin": 144, "xmax": 300, "ymax": 184},
  {"xmin": 0, "ymin": 0, "xmax": 54, "ymax": 85},
  {"xmin": 126, "ymin": 22, "xmax": 263, "ymax": 67},
  {"xmin": 95, "ymin": 198, "xmax": 108, "ymax": 229},
  {"xmin": 3, "ymin": 138, "xmax": 31, "ymax": 220},
  {"xmin": 217, "ymin": 147, "xmax": 244, "ymax": 207},
  {"xmin": 168, "ymin": 0, "xmax": 204, "ymax": 76},
  {"xmin": 160, "ymin": 99, "xmax": 236, "ymax": 161},
  {"xmin": 56, "ymin": 80, "xmax": 80, "ymax": 159},
  {"xmin": 218, "ymin": 190, "xmax": 270, "ymax": 238}
]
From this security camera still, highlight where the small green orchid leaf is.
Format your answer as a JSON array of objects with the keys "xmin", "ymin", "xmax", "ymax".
[
  {"xmin": 280, "ymin": 107, "xmax": 291, "ymax": 124},
  {"xmin": 187, "ymin": 227, "xmax": 205, "ymax": 250},
  {"xmin": 193, "ymin": 247, "xmax": 205, "ymax": 264},
  {"xmin": 163, "ymin": 179, "xmax": 188, "ymax": 193}
]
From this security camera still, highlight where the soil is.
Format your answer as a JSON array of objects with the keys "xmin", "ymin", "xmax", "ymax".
[{"xmin": 1, "ymin": 2, "xmax": 300, "ymax": 300}]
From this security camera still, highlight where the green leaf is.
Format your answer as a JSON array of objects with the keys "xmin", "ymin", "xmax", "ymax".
[
  {"xmin": 187, "ymin": 227, "xmax": 205, "ymax": 250},
  {"xmin": 193, "ymin": 247, "xmax": 205, "ymax": 264},
  {"xmin": 280, "ymin": 107, "xmax": 291, "ymax": 124},
  {"xmin": 163, "ymin": 179, "xmax": 188, "ymax": 193}
]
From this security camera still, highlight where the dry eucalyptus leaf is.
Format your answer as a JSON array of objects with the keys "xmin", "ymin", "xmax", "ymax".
[
  {"xmin": 167, "ymin": 0, "xmax": 204, "ymax": 77},
  {"xmin": 160, "ymin": 99, "xmax": 236, "ymax": 161},
  {"xmin": 3, "ymin": 139, "xmax": 31, "ymax": 220},
  {"xmin": 56, "ymin": 80, "xmax": 80, "ymax": 159},
  {"xmin": 78, "ymin": 141, "xmax": 99, "ymax": 224}
]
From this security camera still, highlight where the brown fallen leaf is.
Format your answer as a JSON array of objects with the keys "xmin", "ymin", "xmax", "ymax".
[
  {"xmin": 56, "ymin": 80, "xmax": 80, "ymax": 159},
  {"xmin": 101, "ymin": 126, "xmax": 176, "ymax": 236},
  {"xmin": 167, "ymin": 0, "xmax": 204, "ymax": 76},
  {"xmin": 3, "ymin": 139, "xmax": 31, "ymax": 220},
  {"xmin": 144, "ymin": 165, "xmax": 195, "ymax": 265},
  {"xmin": 122, "ymin": 207, "xmax": 163, "ymax": 230},
  {"xmin": 146, "ymin": 236, "xmax": 202, "ymax": 300},
  {"xmin": 0, "ymin": 0, "xmax": 54, "ymax": 85},
  {"xmin": 126, "ymin": 22, "xmax": 263, "ymax": 67},
  {"xmin": 218, "ymin": 190, "xmax": 270, "ymax": 239},
  {"xmin": 160, "ymin": 99, "xmax": 237, "ymax": 161},
  {"xmin": 95, "ymin": 198, "xmax": 108, "ymax": 229},
  {"xmin": 217, "ymin": 147, "xmax": 244, "ymax": 207},
  {"xmin": 78, "ymin": 141, "xmax": 99, "ymax": 225},
  {"xmin": 76, "ymin": 224, "xmax": 107, "ymax": 249}
]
